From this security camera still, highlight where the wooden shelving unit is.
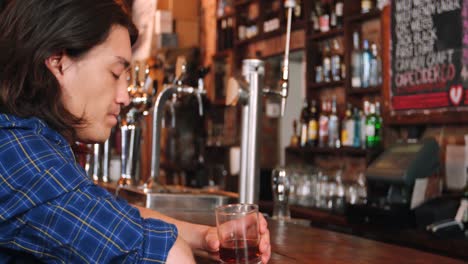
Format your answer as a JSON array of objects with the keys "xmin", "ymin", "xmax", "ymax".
[
  {"xmin": 308, "ymin": 80, "xmax": 345, "ymax": 91},
  {"xmin": 308, "ymin": 28, "xmax": 345, "ymax": 41}
]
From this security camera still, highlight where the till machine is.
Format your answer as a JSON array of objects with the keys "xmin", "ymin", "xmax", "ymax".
[{"xmin": 347, "ymin": 138, "xmax": 441, "ymax": 228}]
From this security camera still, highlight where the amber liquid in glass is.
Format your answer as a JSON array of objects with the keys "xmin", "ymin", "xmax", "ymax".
[{"xmin": 219, "ymin": 239, "xmax": 261, "ymax": 263}]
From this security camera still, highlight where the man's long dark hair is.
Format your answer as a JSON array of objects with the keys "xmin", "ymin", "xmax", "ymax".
[{"xmin": 0, "ymin": 0, "xmax": 137, "ymax": 141}]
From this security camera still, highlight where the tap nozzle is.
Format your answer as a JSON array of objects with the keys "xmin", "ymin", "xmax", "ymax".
[
  {"xmin": 132, "ymin": 64, "xmax": 140, "ymax": 94},
  {"xmin": 284, "ymin": 0, "xmax": 296, "ymax": 8},
  {"xmin": 279, "ymin": 79, "xmax": 289, "ymax": 116}
]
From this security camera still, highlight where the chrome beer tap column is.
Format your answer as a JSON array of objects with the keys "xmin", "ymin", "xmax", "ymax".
[
  {"xmin": 118, "ymin": 62, "xmax": 155, "ymax": 186},
  {"xmin": 147, "ymin": 83, "xmax": 206, "ymax": 190},
  {"xmin": 238, "ymin": 0, "xmax": 295, "ymax": 204},
  {"xmin": 239, "ymin": 59, "xmax": 265, "ymax": 204}
]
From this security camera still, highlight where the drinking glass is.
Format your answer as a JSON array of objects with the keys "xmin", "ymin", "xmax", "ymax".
[
  {"xmin": 215, "ymin": 204, "xmax": 261, "ymax": 264},
  {"xmin": 271, "ymin": 167, "xmax": 291, "ymax": 221}
]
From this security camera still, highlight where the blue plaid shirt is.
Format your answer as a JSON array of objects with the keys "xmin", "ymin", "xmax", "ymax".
[{"xmin": 0, "ymin": 114, "xmax": 178, "ymax": 263}]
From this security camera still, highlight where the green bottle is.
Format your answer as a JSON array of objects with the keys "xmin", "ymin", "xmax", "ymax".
[
  {"xmin": 375, "ymin": 102, "xmax": 383, "ymax": 146},
  {"xmin": 365, "ymin": 103, "xmax": 380, "ymax": 148}
]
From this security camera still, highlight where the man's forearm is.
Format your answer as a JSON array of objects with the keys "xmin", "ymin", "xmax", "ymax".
[{"xmin": 134, "ymin": 205, "xmax": 210, "ymax": 250}]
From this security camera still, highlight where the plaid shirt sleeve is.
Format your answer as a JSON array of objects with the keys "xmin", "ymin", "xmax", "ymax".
[
  {"xmin": 0, "ymin": 115, "xmax": 178, "ymax": 263},
  {"xmin": 9, "ymin": 184, "xmax": 179, "ymax": 263}
]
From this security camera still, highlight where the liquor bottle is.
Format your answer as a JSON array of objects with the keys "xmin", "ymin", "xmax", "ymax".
[
  {"xmin": 290, "ymin": 119, "xmax": 300, "ymax": 147},
  {"xmin": 322, "ymin": 41, "xmax": 332, "ymax": 83},
  {"xmin": 351, "ymin": 32, "xmax": 362, "ymax": 88},
  {"xmin": 227, "ymin": 17, "xmax": 234, "ymax": 49},
  {"xmin": 307, "ymin": 100, "xmax": 319, "ymax": 147},
  {"xmin": 365, "ymin": 103, "xmax": 379, "ymax": 148},
  {"xmin": 300, "ymin": 99, "xmax": 310, "ymax": 147},
  {"xmin": 369, "ymin": 43, "xmax": 382, "ymax": 86},
  {"xmin": 294, "ymin": 0, "xmax": 303, "ymax": 21},
  {"xmin": 319, "ymin": 0, "xmax": 330, "ymax": 32},
  {"xmin": 341, "ymin": 104, "xmax": 354, "ymax": 147},
  {"xmin": 219, "ymin": 19, "xmax": 226, "ymax": 51},
  {"xmin": 311, "ymin": 3, "xmax": 320, "ymax": 32},
  {"xmin": 352, "ymin": 108, "xmax": 361, "ymax": 148},
  {"xmin": 375, "ymin": 101, "xmax": 383, "ymax": 146},
  {"xmin": 335, "ymin": 0, "xmax": 344, "ymax": 28},
  {"xmin": 318, "ymin": 100, "xmax": 329, "ymax": 148},
  {"xmin": 331, "ymin": 39, "xmax": 342, "ymax": 82},
  {"xmin": 217, "ymin": 0, "xmax": 226, "ymax": 17},
  {"xmin": 264, "ymin": 0, "xmax": 281, "ymax": 33},
  {"xmin": 361, "ymin": 0, "xmax": 373, "ymax": 13},
  {"xmin": 330, "ymin": 0, "xmax": 337, "ymax": 29},
  {"xmin": 361, "ymin": 40, "xmax": 372, "ymax": 88},
  {"xmin": 237, "ymin": 13, "xmax": 247, "ymax": 41},
  {"xmin": 361, "ymin": 100, "xmax": 370, "ymax": 149},
  {"xmin": 328, "ymin": 96, "xmax": 340, "ymax": 148}
]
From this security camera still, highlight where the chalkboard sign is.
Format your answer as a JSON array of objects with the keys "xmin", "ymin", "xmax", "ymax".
[{"xmin": 391, "ymin": 0, "xmax": 468, "ymax": 112}]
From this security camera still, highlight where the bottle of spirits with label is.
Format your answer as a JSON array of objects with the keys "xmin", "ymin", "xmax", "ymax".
[
  {"xmin": 361, "ymin": 0, "xmax": 373, "ymax": 13},
  {"xmin": 331, "ymin": 39, "xmax": 342, "ymax": 82},
  {"xmin": 330, "ymin": 0, "xmax": 337, "ymax": 29},
  {"xmin": 293, "ymin": 0, "xmax": 303, "ymax": 22},
  {"xmin": 290, "ymin": 119, "xmax": 300, "ymax": 147},
  {"xmin": 307, "ymin": 100, "xmax": 319, "ymax": 147},
  {"xmin": 318, "ymin": 100, "xmax": 329, "ymax": 148},
  {"xmin": 319, "ymin": 0, "xmax": 330, "ymax": 32},
  {"xmin": 375, "ymin": 101, "xmax": 383, "ymax": 146},
  {"xmin": 328, "ymin": 96, "xmax": 340, "ymax": 148},
  {"xmin": 353, "ymin": 107, "xmax": 361, "ymax": 148},
  {"xmin": 361, "ymin": 100, "xmax": 370, "ymax": 149},
  {"xmin": 361, "ymin": 40, "xmax": 372, "ymax": 88},
  {"xmin": 300, "ymin": 99, "xmax": 310, "ymax": 147},
  {"xmin": 311, "ymin": 2, "xmax": 320, "ymax": 32},
  {"xmin": 351, "ymin": 32, "xmax": 362, "ymax": 88},
  {"xmin": 335, "ymin": 0, "xmax": 344, "ymax": 28},
  {"xmin": 369, "ymin": 43, "xmax": 382, "ymax": 86},
  {"xmin": 341, "ymin": 103, "xmax": 354, "ymax": 147},
  {"xmin": 322, "ymin": 41, "xmax": 332, "ymax": 83},
  {"xmin": 366, "ymin": 103, "xmax": 378, "ymax": 148}
]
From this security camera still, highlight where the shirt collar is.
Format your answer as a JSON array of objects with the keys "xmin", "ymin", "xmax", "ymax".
[{"xmin": 0, "ymin": 113, "xmax": 69, "ymax": 147}]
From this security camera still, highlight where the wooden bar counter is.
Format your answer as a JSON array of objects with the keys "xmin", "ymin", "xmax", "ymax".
[
  {"xmin": 192, "ymin": 217, "xmax": 466, "ymax": 264},
  {"xmin": 99, "ymin": 183, "xmax": 465, "ymax": 263},
  {"xmin": 259, "ymin": 220, "xmax": 465, "ymax": 264}
]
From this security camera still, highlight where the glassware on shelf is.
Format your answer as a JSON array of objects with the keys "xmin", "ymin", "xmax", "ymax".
[{"xmin": 271, "ymin": 167, "xmax": 291, "ymax": 221}]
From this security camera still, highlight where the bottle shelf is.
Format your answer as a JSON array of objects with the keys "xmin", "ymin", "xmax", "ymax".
[
  {"xmin": 216, "ymin": 13, "xmax": 235, "ymax": 21},
  {"xmin": 347, "ymin": 86, "xmax": 381, "ymax": 95},
  {"xmin": 234, "ymin": 0, "xmax": 258, "ymax": 7},
  {"xmin": 346, "ymin": 9, "xmax": 381, "ymax": 23},
  {"xmin": 308, "ymin": 80, "xmax": 345, "ymax": 90},
  {"xmin": 235, "ymin": 21, "xmax": 306, "ymax": 47},
  {"xmin": 308, "ymin": 27, "xmax": 344, "ymax": 41},
  {"xmin": 286, "ymin": 146, "xmax": 383, "ymax": 159},
  {"xmin": 213, "ymin": 50, "xmax": 233, "ymax": 59}
]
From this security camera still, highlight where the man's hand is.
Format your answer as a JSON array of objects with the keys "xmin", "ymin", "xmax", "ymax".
[{"xmin": 203, "ymin": 213, "xmax": 271, "ymax": 263}]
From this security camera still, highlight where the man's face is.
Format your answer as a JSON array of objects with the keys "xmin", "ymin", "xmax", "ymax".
[{"xmin": 60, "ymin": 26, "xmax": 132, "ymax": 143}]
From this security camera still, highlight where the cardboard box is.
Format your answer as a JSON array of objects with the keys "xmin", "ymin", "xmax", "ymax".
[
  {"xmin": 155, "ymin": 10, "xmax": 173, "ymax": 34},
  {"xmin": 152, "ymin": 33, "xmax": 178, "ymax": 51},
  {"xmin": 175, "ymin": 19, "xmax": 199, "ymax": 48},
  {"xmin": 157, "ymin": 0, "xmax": 200, "ymax": 20}
]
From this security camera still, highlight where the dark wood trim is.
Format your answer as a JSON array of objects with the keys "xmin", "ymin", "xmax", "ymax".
[{"xmin": 308, "ymin": 27, "xmax": 345, "ymax": 41}]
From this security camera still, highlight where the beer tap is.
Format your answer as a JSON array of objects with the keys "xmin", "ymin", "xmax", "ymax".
[
  {"xmin": 118, "ymin": 62, "xmax": 155, "ymax": 187},
  {"xmin": 262, "ymin": 0, "xmax": 294, "ymax": 117},
  {"xmin": 235, "ymin": 0, "xmax": 295, "ymax": 203},
  {"xmin": 143, "ymin": 65, "xmax": 209, "ymax": 191}
]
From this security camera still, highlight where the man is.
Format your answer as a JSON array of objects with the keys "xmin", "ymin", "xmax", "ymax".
[{"xmin": 0, "ymin": 0, "xmax": 271, "ymax": 263}]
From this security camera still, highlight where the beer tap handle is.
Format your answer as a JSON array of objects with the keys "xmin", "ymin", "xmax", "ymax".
[
  {"xmin": 143, "ymin": 64, "xmax": 150, "ymax": 92},
  {"xmin": 279, "ymin": 0, "xmax": 295, "ymax": 116},
  {"xmin": 196, "ymin": 66, "xmax": 210, "ymax": 116},
  {"xmin": 133, "ymin": 63, "xmax": 140, "ymax": 92}
]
